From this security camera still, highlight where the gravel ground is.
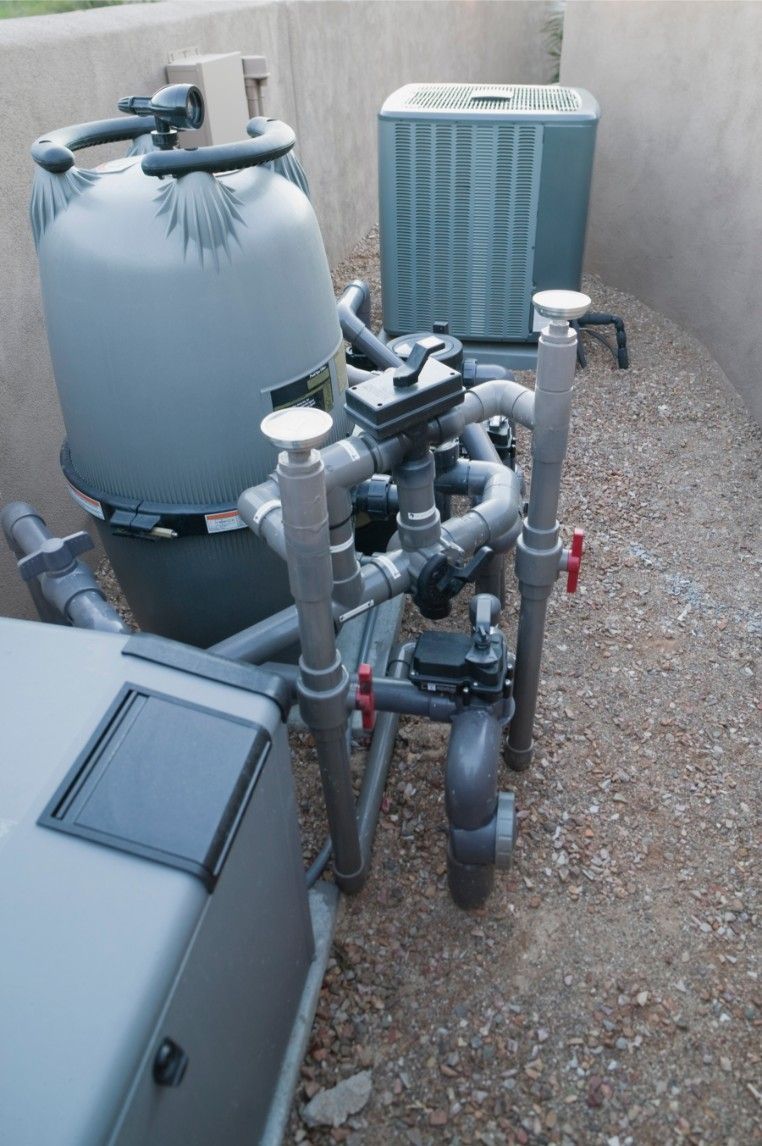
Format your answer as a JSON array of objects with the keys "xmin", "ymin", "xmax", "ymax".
[{"xmin": 99, "ymin": 229, "xmax": 761, "ymax": 1146}]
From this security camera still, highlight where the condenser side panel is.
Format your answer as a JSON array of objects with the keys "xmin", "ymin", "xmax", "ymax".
[
  {"xmin": 380, "ymin": 117, "xmax": 543, "ymax": 341},
  {"xmin": 532, "ymin": 121, "xmax": 598, "ymax": 296},
  {"xmin": 378, "ymin": 117, "xmax": 402, "ymax": 334}
]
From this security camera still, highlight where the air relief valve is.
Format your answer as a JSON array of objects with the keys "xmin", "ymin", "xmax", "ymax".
[{"xmin": 117, "ymin": 83, "xmax": 204, "ymax": 149}]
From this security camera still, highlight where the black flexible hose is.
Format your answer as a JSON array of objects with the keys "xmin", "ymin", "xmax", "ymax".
[{"xmin": 575, "ymin": 312, "xmax": 630, "ymax": 369}]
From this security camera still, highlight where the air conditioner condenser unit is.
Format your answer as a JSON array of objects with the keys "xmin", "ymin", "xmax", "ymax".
[{"xmin": 378, "ymin": 83, "xmax": 600, "ymax": 368}]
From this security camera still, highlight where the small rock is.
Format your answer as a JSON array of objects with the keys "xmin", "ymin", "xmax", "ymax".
[{"xmin": 302, "ymin": 1071, "xmax": 372, "ymax": 1128}]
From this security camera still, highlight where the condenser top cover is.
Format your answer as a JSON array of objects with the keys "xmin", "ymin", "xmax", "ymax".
[{"xmin": 380, "ymin": 83, "xmax": 599, "ymax": 122}]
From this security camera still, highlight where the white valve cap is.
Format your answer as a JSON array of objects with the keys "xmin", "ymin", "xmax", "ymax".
[
  {"xmin": 532, "ymin": 289, "xmax": 591, "ymax": 322},
  {"xmin": 260, "ymin": 407, "xmax": 333, "ymax": 451}
]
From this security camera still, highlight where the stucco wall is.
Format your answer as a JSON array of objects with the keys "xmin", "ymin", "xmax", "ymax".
[
  {"xmin": 0, "ymin": 0, "xmax": 551, "ymax": 619},
  {"xmin": 561, "ymin": 0, "xmax": 762, "ymax": 424}
]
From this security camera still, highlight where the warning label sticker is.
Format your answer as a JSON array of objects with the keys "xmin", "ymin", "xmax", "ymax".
[
  {"xmin": 65, "ymin": 478, "xmax": 105, "ymax": 520},
  {"xmin": 270, "ymin": 363, "xmax": 333, "ymax": 413},
  {"xmin": 268, "ymin": 350, "xmax": 347, "ymax": 414},
  {"xmin": 205, "ymin": 509, "xmax": 246, "ymax": 534}
]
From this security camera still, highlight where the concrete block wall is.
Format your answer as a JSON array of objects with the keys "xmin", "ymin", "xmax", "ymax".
[
  {"xmin": 0, "ymin": 0, "xmax": 552, "ymax": 619},
  {"xmin": 561, "ymin": 0, "xmax": 762, "ymax": 425}
]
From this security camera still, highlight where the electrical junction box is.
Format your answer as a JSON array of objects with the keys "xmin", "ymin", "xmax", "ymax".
[
  {"xmin": 378, "ymin": 83, "xmax": 600, "ymax": 369},
  {"xmin": 166, "ymin": 51, "xmax": 249, "ymax": 147},
  {"xmin": 0, "ymin": 618, "xmax": 330, "ymax": 1146}
]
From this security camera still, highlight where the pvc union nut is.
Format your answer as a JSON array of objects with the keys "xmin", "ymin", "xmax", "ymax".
[{"xmin": 494, "ymin": 791, "xmax": 518, "ymax": 869}]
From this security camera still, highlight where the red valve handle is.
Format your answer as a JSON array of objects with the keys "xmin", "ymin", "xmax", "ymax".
[
  {"xmin": 357, "ymin": 663, "xmax": 376, "ymax": 731},
  {"xmin": 566, "ymin": 528, "xmax": 585, "ymax": 593}
]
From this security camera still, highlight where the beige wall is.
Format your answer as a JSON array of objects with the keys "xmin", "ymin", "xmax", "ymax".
[
  {"xmin": 561, "ymin": 0, "xmax": 762, "ymax": 424},
  {"xmin": 0, "ymin": 0, "xmax": 551, "ymax": 619}
]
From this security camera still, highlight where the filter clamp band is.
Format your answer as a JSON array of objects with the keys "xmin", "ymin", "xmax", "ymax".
[{"xmin": 60, "ymin": 442, "xmax": 246, "ymax": 540}]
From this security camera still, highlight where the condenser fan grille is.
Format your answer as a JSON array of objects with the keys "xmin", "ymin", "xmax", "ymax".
[
  {"xmin": 405, "ymin": 84, "xmax": 582, "ymax": 114},
  {"xmin": 392, "ymin": 120, "xmax": 543, "ymax": 340}
]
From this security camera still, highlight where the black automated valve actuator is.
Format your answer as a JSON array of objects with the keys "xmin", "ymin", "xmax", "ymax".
[
  {"xmin": 344, "ymin": 337, "xmax": 464, "ymax": 440},
  {"xmin": 409, "ymin": 594, "xmax": 514, "ymax": 703}
]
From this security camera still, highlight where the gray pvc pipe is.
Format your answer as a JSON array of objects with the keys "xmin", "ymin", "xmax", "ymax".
[
  {"xmin": 458, "ymin": 426, "xmax": 510, "ymax": 601},
  {"xmin": 470, "ymin": 362, "xmax": 509, "ymax": 382},
  {"xmin": 460, "ymin": 422, "xmax": 503, "ymax": 466},
  {"xmin": 507, "ymin": 321, "xmax": 577, "ymax": 768},
  {"xmin": 394, "ymin": 450, "xmax": 441, "ymax": 552},
  {"xmin": 433, "ymin": 459, "xmax": 495, "ymax": 497},
  {"xmin": 347, "ymin": 363, "xmax": 374, "ymax": 385},
  {"xmin": 339, "ymin": 279, "xmax": 371, "ymax": 327},
  {"xmin": 210, "ymin": 601, "xmax": 302, "ymax": 662},
  {"xmin": 208, "ymin": 554, "xmax": 411, "ymax": 665},
  {"xmin": 257, "ymin": 660, "xmax": 458, "ymax": 723},
  {"xmin": 237, "ymin": 376, "xmax": 533, "ymax": 562},
  {"xmin": 275, "ymin": 442, "xmax": 363, "ymax": 889},
  {"xmin": 2, "ymin": 502, "xmax": 62, "ymax": 625},
  {"xmin": 337, "ymin": 281, "xmax": 403, "ymax": 371},
  {"xmin": 306, "ymin": 643, "xmax": 420, "ymax": 891},
  {"xmin": 440, "ymin": 466, "xmax": 522, "ymax": 555},
  {"xmin": 225, "ymin": 458, "xmax": 521, "ymax": 668},
  {"xmin": 355, "ymin": 643, "xmax": 413, "ymax": 866},
  {"xmin": 1, "ymin": 501, "xmax": 128, "ymax": 634},
  {"xmin": 446, "ymin": 707, "xmax": 501, "ymax": 831},
  {"xmin": 66, "ymin": 593, "xmax": 129, "ymax": 633},
  {"xmin": 432, "ymin": 379, "xmax": 535, "ymax": 441},
  {"xmin": 505, "ymin": 595, "xmax": 549, "ymax": 761},
  {"xmin": 356, "ymin": 677, "xmax": 457, "ymax": 722},
  {"xmin": 327, "ymin": 484, "xmax": 362, "ymax": 607}
]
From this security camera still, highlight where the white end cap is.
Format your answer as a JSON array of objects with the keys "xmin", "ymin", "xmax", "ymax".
[
  {"xmin": 260, "ymin": 407, "xmax": 333, "ymax": 451},
  {"xmin": 532, "ymin": 290, "xmax": 591, "ymax": 321}
]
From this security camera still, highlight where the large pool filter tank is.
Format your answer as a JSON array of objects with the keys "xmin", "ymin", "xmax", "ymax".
[{"xmin": 31, "ymin": 85, "xmax": 348, "ymax": 646}]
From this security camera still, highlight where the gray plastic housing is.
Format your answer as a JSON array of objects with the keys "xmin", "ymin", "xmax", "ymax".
[
  {"xmin": 378, "ymin": 83, "xmax": 600, "ymax": 344},
  {"xmin": 0, "ymin": 618, "xmax": 314, "ymax": 1145},
  {"xmin": 31, "ymin": 148, "xmax": 348, "ymax": 644}
]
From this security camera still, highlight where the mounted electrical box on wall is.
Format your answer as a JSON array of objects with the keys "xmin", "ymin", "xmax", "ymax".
[{"xmin": 166, "ymin": 50, "xmax": 249, "ymax": 147}]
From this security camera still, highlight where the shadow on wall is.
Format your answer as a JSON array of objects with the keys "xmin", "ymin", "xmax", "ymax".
[
  {"xmin": 560, "ymin": 0, "xmax": 762, "ymax": 424},
  {"xmin": 543, "ymin": 1, "xmax": 565, "ymax": 83}
]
